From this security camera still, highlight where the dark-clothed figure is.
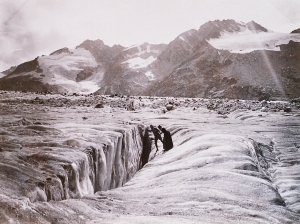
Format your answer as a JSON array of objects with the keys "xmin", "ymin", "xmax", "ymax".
[
  {"xmin": 161, "ymin": 127, "xmax": 173, "ymax": 151},
  {"xmin": 158, "ymin": 125, "xmax": 162, "ymax": 131},
  {"xmin": 141, "ymin": 127, "xmax": 151, "ymax": 167},
  {"xmin": 150, "ymin": 125, "xmax": 163, "ymax": 152}
]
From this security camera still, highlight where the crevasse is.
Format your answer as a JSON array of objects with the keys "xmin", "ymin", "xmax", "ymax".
[{"xmin": 41, "ymin": 125, "xmax": 150, "ymax": 201}]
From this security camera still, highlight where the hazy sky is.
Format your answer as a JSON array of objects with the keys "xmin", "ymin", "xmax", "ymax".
[{"xmin": 1, "ymin": 0, "xmax": 300, "ymax": 71}]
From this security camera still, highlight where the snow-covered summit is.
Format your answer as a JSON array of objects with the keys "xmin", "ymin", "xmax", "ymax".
[
  {"xmin": 38, "ymin": 48, "xmax": 98, "ymax": 94},
  {"xmin": 200, "ymin": 19, "xmax": 300, "ymax": 53},
  {"xmin": 198, "ymin": 19, "xmax": 269, "ymax": 40}
]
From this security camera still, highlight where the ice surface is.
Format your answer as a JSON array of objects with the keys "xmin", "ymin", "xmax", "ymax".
[
  {"xmin": 52, "ymin": 79, "xmax": 99, "ymax": 94},
  {"xmin": 0, "ymin": 92, "xmax": 299, "ymax": 223},
  {"xmin": 36, "ymin": 48, "xmax": 99, "ymax": 94},
  {"xmin": 39, "ymin": 48, "xmax": 97, "ymax": 72},
  {"xmin": 208, "ymin": 31, "xmax": 300, "ymax": 53}
]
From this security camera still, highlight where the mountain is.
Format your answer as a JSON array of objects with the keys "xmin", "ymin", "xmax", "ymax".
[
  {"xmin": 144, "ymin": 39, "xmax": 300, "ymax": 99},
  {"xmin": 197, "ymin": 19, "xmax": 268, "ymax": 40},
  {"xmin": 291, "ymin": 28, "xmax": 300, "ymax": 34},
  {"xmin": 144, "ymin": 20, "xmax": 300, "ymax": 99},
  {"xmin": 0, "ymin": 20, "xmax": 299, "ymax": 100},
  {"xmin": 93, "ymin": 42, "xmax": 167, "ymax": 95},
  {"xmin": 0, "ymin": 40, "xmax": 166, "ymax": 94}
]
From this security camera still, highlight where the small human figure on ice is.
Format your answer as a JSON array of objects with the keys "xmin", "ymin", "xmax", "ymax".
[
  {"xmin": 158, "ymin": 125, "xmax": 173, "ymax": 151},
  {"xmin": 150, "ymin": 125, "xmax": 163, "ymax": 152}
]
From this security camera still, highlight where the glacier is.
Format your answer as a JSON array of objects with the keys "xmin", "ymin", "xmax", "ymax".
[{"xmin": 0, "ymin": 91, "xmax": 299, "ymax": 223}]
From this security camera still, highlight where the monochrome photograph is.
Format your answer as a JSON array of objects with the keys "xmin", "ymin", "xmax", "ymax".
[{"xmin": 0, "ymin": 0, "xmax": 300, "ymax": 223}]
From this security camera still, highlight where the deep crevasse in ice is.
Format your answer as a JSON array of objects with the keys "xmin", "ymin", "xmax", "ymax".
[
  {"xmin": 65, "ymin": 125, "xmax": 146, "ymax": 198},
  {"xmin": 20, "ymin": 125, "xmax": 148, "ymax": 202}
]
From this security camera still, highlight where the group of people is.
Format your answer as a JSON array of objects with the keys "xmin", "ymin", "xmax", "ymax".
[{"xmin": 150, "ymin": 125, "xmax": 173, "ymax": 152}]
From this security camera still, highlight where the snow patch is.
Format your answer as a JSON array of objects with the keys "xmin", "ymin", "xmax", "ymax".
[
  {"xmin": 179, "ymin": 36, "xmax": 185, "ymax": 42},
  {"xmin": 145, "ymin": 71, "xmax": 155, "ymax": 81},
  {"xmin": 179, "ymin": 35, "xmax": 193, "ymax": 48},
  {"xmin": 122, "ymin": 56, "xmax": 156, "ymax": 69},
  {"xmin": 123, "ymin": 43, "xmax": 145, "ymax": 51},
  {"xmin": 124, "ymin": 43, "xmax": 160, "ymax": 57}
]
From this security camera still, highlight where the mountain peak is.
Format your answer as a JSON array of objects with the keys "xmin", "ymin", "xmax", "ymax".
[
  {"xmin": 76, "ymin": 39, "xmax": 106, "ymax": 50},
  {"xmin": 198, "ymin": 19, "xmax": 243, "ymax": 39},
  {"xmin": 246, "ymin": 21, "xmax": 268, "ymax": 33},
  {"xmin": 291, "ymin": 28, "xmax": 300, "ymax": 34},
  {"xmin": 1, "ymin": 66, "xmax": 17, "ymax": 75},
  {"xmin": 176, "ymin": 29, "xmax": 198, "ymax": 39},
  {"xmin": 50, "ymin": 47, "xmax": 71, "ymax": 56},
  {"xmin": 75, "ymin": 39, "xmax": 124, "ymax": 63},
  {"xmin": 198, "ymin": 20, "xmax": 270, "ymax": 40}
]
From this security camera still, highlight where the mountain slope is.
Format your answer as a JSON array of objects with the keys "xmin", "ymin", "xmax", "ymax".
[
  {"xmin": 93, "ymin": 42, "xmax": 167, "ymax": 95},
  {"xmin": 144, "ymin": 40, "xmax": 300, "ymax": 99},
  {"xmin": 0, "ymin": 20, "xmax": 299, "ymax": 99}
]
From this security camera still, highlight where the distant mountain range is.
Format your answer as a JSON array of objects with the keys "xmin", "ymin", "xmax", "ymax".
[{"xmin": 1, "ymin": 19, "xmax": 299, "ymax": 100}]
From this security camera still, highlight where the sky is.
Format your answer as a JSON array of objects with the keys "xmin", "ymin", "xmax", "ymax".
[{"xmin": 1, "ymin": 0, "xmax": 300, "ymax": 71}]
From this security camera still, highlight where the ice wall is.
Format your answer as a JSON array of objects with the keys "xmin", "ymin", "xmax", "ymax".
[
  {"xmin": 56, "ymin": 125, "xmax": 147, "ymax": 200},
  {"xmin": 0, "ymin": 123, "xmax": 150, "ymax": 203}
]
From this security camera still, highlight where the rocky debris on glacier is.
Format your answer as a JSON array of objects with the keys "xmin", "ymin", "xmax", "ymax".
[
  {"xmin": 0, "ymin": 90, "xmax": 298, "ymax": 115},
  {"xmin": 0, "ymin": 90, "xmax": 300, "ymax": 223}
]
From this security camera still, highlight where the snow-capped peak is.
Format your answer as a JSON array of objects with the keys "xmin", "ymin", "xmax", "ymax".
[
  {"xmin": 198, "ymin": 19, "xmax": 269, "ymax": 40},
  {"xmin": 203, "ymin": 20, "xmax": 300, "ymax": 53}
]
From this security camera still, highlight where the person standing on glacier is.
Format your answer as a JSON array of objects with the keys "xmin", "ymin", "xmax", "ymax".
[
  {"xmin": 150, "ymin": 125, "xmax": 163, "ymax": 152},
  {"xmin": 158, "ymin": 126, "xmax": 173, "ymax": 151}
]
